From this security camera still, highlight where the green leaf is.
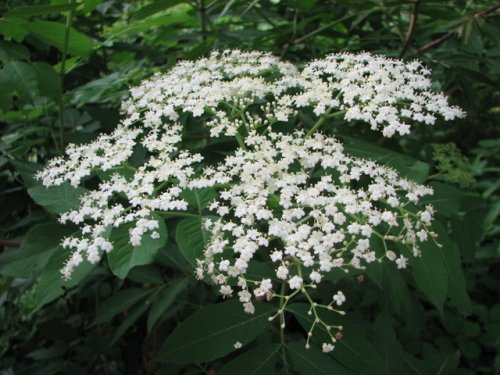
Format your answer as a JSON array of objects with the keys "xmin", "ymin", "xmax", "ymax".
[
  {"xmin": 420, "ymin": 182, "xmax": 464, "ymax": 215},
  {"xmin": 157, "ymin": 300, "xmax": 275, "ymax": 363},
  {"xmin": 399, "ymin": 239, "xmax": 448, "ymax": 315},
  {"xmin": 35, "ymin": 246, "xmax": 96, "ymax": 308},
  {"xmin": 0, "ymin": 40, "xmax": 30, "ymax": 61},
  {"xmin": 82, "ymin": 0, "xmax": 102, "ymax": 14},
  {"xmin": 28, "ymin": 183, "xmax": 88, "ymax": 214},
  {"xmin": 127, "ymin": 265, "xmax": 163, "ymax": 285},
  {"xmin": 218, "ymin": 343, "xmax": 281, "ymax": 375},
  {"xmin": 6, "ymin": 4, "xmax": 77, "ymax": 18},
  {"xmin": 131, "ymin": 0, "xmax": 184, "ymax": 20},
  {"xmin": 109, "ymin": 299, "xmax": 151, "ymax": 346},
  {"xmin": 435, "ymin": 351, "xmax": 460, "ymax": 375},
  {"xmin": 93, "ymin": 287, "xmax": 155, "ymax": 325},
  {"xmin": 105, "ymin": 13, "xmax": 197, "ymax": 40},
  {"xmin": 181, "ymin": 187, "xmax": 216, "ymax": 211},
  {"xmin": 428, "ymin": 223, "xmax": 471, "ymax": 315},
  {"xmin": 382, "ymin": 263, "xmax": 414, "ymax": 321},
  {"xmin": 287, "ymin": 341, "xmax": 355, "ymax": 375},
  {"xmin": 342, "ymin": 136, "xmax": 429, "ymax": 183},
  {"xmin": 147, "ymin": 277, "xmax": 190, "ymax": 333},
  {"xmin": 0, "ymin": 17, "xmax": 29, "ymax": 42},
  {"xmin": 107, "ymin": 217, "xmax": 168, "ymax": 279},
  {"xmin": 156, "ymin": 241, "xmax": 193, "ymax": 272},
  {"xmin": 32, "ymin": 62, "xmax": 61, "ymax": 102},
  {"xmin": 0, "ymin": 223, "xmax": 74, "ymax": 278},
  {"xmin": 27, "ymin": 21, "xmax": 93, "ymax": 56},
  {"xmin": 374, "ymin": 313, "xmax": 403, "ymax": 374},
  {"xmin": 287, "ymin": 304, "xmax": 388, "ymax": 374},
  {"xmin": 175, "ymin": 217, "xmax": 213, "ymax": 266},
  {"xmin": 2, "ymin": 61, "xmax": 38, "ymax": 103}
]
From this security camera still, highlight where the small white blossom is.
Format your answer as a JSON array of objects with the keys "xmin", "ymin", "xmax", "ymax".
[
  {"xmin": 396, "ymin": 255, "xmax": 408, "ymax": 269},
  {"xmin": 288, "ymin": 276, "xmax": 303, "ymax": 290},
  {"xmin": 333, "ymin": 291, "xmax": 346, "ymax": 306},
  {"xmin": 322, "ymin": 343, "xmax": 335, "ymax": 353}
]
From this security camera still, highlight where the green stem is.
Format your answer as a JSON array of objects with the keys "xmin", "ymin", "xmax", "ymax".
[
  {"xmin": 279, "ymin": 282, "xmax": 289, "ymax": 374},
  {"xmin": 305, "ymin": 110, "xmax": 346, "ymax": 138},
  {"xmin": 58, "ymin": 0, "xmax": 75, "ymax": 151},
  {"xmin": 199, "ymin": 0, "xmax": 207, "ymax": 42},
  {"xmin": 235, "ymin": 132, "xmax": 247, "ymax": 150}
]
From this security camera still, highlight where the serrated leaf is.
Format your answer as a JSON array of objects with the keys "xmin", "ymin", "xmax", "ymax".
[
  {"xmin": 157, "ymin": 300, "xmax": 275, "ymax": 363},
  {"xmin": 27, "ymin": 21, "xmax": 93, "ymax": 56},
  {"xmin": 342, "ymin": 136, "xmax": 429, "ymax": 183},
  {"xmin": 127, "ymin": 265, "xmax": 163, "ymax": 285},
  {"xmin": 175, "ymin": 217, "xmax": 213, "ymax": 266},
  {"xmin": 93, "ymin": 287, "xmax": 155, "ymax": 325},
  {"xmin": 218, "ymin": 343, "xmax": 281, "ymax": 375},
  {"xmin": 28, "ymin": 183, "xmax": 88, "ymax": 214},
  {"xmin": 181, "ymin": 187, "xmax": 216, "ymax": 211},
  {"xmin": 428, "ymin": 223, "xmax": 471, "ymax": 315},
  {"xmin": 105, "ymin": 13, "xmax": 196, "ymax": 40},
  {"xmin": 2, "ymin": 61, "xmax": 38, "ymax": 103},
  {"xmin": 0, "ymin": 40, "xmax": 30, "ymax": 61},
  {"xmin": 147, "ymin": 277, "xmax": 190, "ymax": 332},
  {"xmin": 287, "ymin": 303, "xmax": 388, "ymax": 374},
  {"xmin": 0, "ymin": 17, "xmax": 29, "ymax": 42},
  {"xmin": 0, "ymin": 223, "xmax": 74, "ymax": 278},
  {"xmin": 32, "ymin": 62, "xmax": 61, "ymax": 102},
  {"xmin": 35, "ymin": 246, "xmax": 96, "ymax": 308},
  {"xmin": 287, "ymin": 341, "xmax": 354, "ymax": 375},
  {"xmin": 400, "ymin": 240, "xmax": 448, "ymax": 315},
  {"xmin": 110, "ymin": 299, "xmax": 151, "ymax": 346},
  {"xmin": 435, "ymin": 351, "xmax": 460, "ymax": 375},
  {"xmin": 108, "ymin": 217, "xmax": 167, "ymax": 278},
  {"xmin": 6, "ymin": 4, "xmax": 77, "ymax": 18},
  {"xmin": 131, "ymin": 0, "xmax": 184, "ymax": 20},
  {"xmin": 421, "ymin": 182, "xmax": 464, "ymax": 215}
]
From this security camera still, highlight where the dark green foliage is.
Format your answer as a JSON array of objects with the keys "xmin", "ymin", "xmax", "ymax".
[{"xmin": 0, "ymin": 1, "xmax": 498, "ymax": 374}]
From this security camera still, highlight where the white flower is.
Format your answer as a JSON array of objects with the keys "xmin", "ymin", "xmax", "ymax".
[
  {"xmin": 322, "ymin": 343, "xmax": 335, "ymax": 353},
  {"xmin": 309, "ymin": 271, "xmax": 322, "ymax": 283},
  {"xmin": 276, "ymin": 265, "xmax": 289, "ymax": 280},
  {"xmin": 396, "ymin": 255, "xmax": 408, "ymax": 269},
  {"xmin": 234, "ymin": 341, "xmax": 242, "ymax": 349},
  {"xmin": 333, "ymin": 291, "xmax": 346, "ymax": 306},
  {"xmin": 288, "ymin": 276, "xmax": 303, "ymax": 290},
  {"xmin": 220, "ymin": 285, "xmax": 233, "ymax": 297},
  {"xmin": 36, "ymin": 51, "xmax": 456, "ymax": 354}
]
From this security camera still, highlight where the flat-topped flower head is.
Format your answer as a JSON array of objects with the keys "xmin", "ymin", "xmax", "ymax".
[
  {"xmin": 192, "ymin": 130, "xmax": 438, "ymax": 345},
  {"xmin": 36, "ymin": 50, "xmax": 463, "ymax": 350}
]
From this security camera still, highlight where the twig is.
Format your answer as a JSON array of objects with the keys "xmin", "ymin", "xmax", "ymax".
[
  {"xmin": 199, "ymin": 0, "xmax": 207, "ymax": 42},
  {"xmin": 399, "ymin": 0, "xmax": 421, "ymax": 58},
  {"xmin": 413, "ymin": 2, "xmax": 500, "ymax": 55},
  {"xmin": 474, "ymin": 3, "xmax": 500, "ymax": 17},
  {"xmin": 294, "ymin": 13, "xmax": 353, "ymax": 44}
]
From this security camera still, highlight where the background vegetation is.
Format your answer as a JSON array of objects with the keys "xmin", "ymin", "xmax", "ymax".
[{"xmin": 0, "ymin": 0, "xmax": 499, "ymax": 374}]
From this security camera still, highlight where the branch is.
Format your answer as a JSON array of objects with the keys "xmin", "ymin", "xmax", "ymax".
[
  {"xmin": 474, "ymin": 3, "xmax": 500, "ymax": 17},
  {"xmin": 199, "ymin": 0, "xmax": 208, "ymax": 42},
  {"xmin": 413, "ymin": 2, "xmax": 500, "ymax": 55},
  {"xmin": 399, "ymin": 0, "xmax": 421, "ymax": 58},
  {"xmin": 294, "ymin": 13, "xmax": 353, "ymax": 44}
]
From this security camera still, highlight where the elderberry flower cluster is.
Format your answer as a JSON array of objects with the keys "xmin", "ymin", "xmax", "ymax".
[
  {"xmin": 191, "ymin": 130, "xmax": 437, "ymax": 347},
  {"xmin": 37, "ymin": 50, "xmax": 463, "ymax": 351}
]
